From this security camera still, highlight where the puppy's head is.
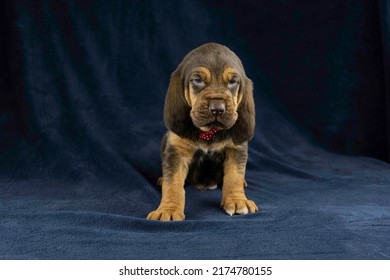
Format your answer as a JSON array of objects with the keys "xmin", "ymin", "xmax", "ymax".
[{"xmin": 164, "ymin": 43, "xmax": 255, "ymax": 144}]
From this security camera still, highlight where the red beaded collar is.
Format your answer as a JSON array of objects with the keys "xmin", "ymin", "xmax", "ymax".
[{"xmin": 199, "ymin": 128, "xmax": 219, "ymax": 141}]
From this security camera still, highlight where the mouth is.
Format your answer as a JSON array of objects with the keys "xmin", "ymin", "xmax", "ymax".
[
  {"xmin": 199, "ymin": 120, "xmax": 226, "ymax": 131},
  {"xmin": 191, "ymin": 107, "xmax": 238, "ymax": 131}
]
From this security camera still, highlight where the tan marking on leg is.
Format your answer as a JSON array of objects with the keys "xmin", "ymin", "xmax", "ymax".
[
  {"xmin": 147, "ymin": 132, "xmax": 196, "ymax": 221},
  {"xmin": 221, "ymin": 147, "xmax": 258, "ymax": 216}
]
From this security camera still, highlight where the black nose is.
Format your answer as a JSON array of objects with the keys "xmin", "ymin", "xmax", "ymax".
[{"xmin": 209, "ymin": 101, "xmax": 226, "ymax": 116}]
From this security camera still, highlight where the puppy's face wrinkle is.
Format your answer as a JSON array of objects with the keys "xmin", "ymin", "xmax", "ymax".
[{"xmin": 188, "ymin": 67, "xmax": 240, "ymax": 130}]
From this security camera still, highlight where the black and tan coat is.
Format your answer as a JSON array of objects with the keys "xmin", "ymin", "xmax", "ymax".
[{"xmin": 147, "ymin": 43, "xmax": 259, "ymax": 221}]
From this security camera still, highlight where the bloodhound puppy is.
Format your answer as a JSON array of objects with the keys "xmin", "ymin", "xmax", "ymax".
[{"xmin": 147, "ymin": 43, "xmax": 258, "ymax": 221}]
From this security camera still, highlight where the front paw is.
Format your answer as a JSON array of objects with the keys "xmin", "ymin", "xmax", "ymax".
[
  {"xmin": 147, "ymin": 207, "xmax": 185, "ymax": 221},
  {"xmin": 221, "ymin": 198, "xmax": 259, "ymax": 216}
]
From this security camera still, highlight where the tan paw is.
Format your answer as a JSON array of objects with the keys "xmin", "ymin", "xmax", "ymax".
[
  {"xmin": 222, "ymin": 199, "xmax": 259, "ymax": 216},
  {"xmin": 147, "ymin": 208, "xmax": 185, "ymax": 221}
]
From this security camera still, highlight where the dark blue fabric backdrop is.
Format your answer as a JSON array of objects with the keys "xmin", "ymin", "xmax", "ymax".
[{"xmin": 0, "ymin": 0, "xmax": 389, "ymax": 259}]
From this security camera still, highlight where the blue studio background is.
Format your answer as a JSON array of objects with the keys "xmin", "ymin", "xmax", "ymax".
[{"xmin": 1, "ymin": 0, "xmax": 390, "ymax": 259}]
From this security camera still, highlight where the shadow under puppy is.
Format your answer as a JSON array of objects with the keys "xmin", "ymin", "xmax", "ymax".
[{"xmin": 147, "ymin": 43, "xmax": 259, "ymax": 221}]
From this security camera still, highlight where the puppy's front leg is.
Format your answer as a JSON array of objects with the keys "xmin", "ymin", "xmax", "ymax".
[
  {"xmin": 221, "ymin": 143, "xmax": 259, "ymax": 216},
  {"xmin": 147, "ymin": 133, "xmax": 194, "ymax": 221}
]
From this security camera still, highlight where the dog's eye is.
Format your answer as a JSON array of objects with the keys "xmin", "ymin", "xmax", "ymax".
[
  {"xmin": 227, "ymin": 79, "xmax": 239, "ymax": 89},
  {"xmin": 193, "ymin": 78, "xmax": 202, "ymax": 83},
  {"xmin": 191, "ymin": 76, "xmax": 205, "ymax": 88}
]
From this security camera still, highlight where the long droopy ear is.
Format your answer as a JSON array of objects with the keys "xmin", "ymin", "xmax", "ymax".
[
  {"xmin": 163, "ymin": 66, "xmax": 193, "ymax": 136},
  {"xmin": 230, "ymin": 76, "xmax": 256, "ymax": 145}
]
